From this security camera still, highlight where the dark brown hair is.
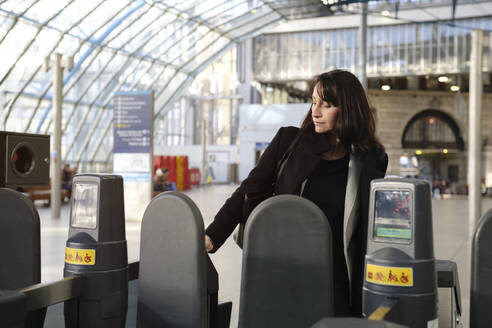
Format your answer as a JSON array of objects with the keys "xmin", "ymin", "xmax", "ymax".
[{"xmin": 300, "ymin": 70, "xmax": 385, "ymax": 156}]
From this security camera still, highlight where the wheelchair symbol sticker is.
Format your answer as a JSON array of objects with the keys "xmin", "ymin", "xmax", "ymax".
[
  {"xmin": 366, "ymin": 264, "xmax": 413, "ymax": 287},
  {"xmin": 65, "ymin": 247, "xmax": 96, "ymax": 265}
]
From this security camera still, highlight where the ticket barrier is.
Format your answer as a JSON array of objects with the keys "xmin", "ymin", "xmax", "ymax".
[
  {"xmin": 0, "ymin": 175, "xmax": 128, "ymax": 328},
  {"xmin": 363, "ymin": 179, "xmax": 437, "ymax": 327},
  {"xmin": 436, "ymin": 260, "xmax": 461, "ymax": 328},
  {"xmin": 236, "ymin": 179, "xmax": 461, "ymax": 328},
  {"xmin": 0, "ymin": 188, "xmax": 46, "ymax": 327},
  {"xmin": 471, "ymin": 208, "xmax": 492, "ymax": 328},
  {"xmin": 363, "ymin": 179, "xmax": 462, "ymax": 328},
  {"xmin": 0, "ymin": 176, "xmax": 231, "ymax": 328},
  {"xmin": 0, "ymin": 290, "xmax": 27, "ymax": 328},
  {"xmin": 0, "ymin": 176, "xmax": 475, "ymax": 327},
  {"xmin": 239, "ymin": 195, "xmax": 334, "ymax": 328},
  {"xmin": 137, "ymin": 191, "xmax": 231, "ymax": 328},
  {"xmin": 63, "ymin": 174, "xmax": 128, "ymax": 327}
]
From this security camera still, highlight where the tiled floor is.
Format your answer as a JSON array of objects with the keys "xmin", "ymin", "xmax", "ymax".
[{"xmin": 35, "ymin": 184, "xmax": 492, "ymax": 327}]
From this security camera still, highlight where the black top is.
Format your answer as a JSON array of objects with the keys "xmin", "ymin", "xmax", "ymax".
[{"xmin": 302, "ymin": 153, "xmax": 350, "ymax": 315}]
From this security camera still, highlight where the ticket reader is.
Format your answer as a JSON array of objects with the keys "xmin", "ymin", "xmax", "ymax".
[
  {"xmin": 64, "ymin": 174, "xmax": 128, "ymax": 328},
  {"xmin": 363, "ymin": 179, "xmax": 437, "ymax": 328}
]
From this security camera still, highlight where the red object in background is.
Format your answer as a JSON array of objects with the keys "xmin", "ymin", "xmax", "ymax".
[
  {"xmin": 168, "ymin": 156, "xmax": 177, "ymax": 184},
  {"xmin": 154, "ymin": 155, "xmax": 195, "ymax": 190},
  {"xmin": 189, "ymin": 168, "xmax": 201, "ymax": 186},
  {"xmin": 161, "ymin": 156, "xmax": 169, "ymax": 175},
  {"xmin": 154, "ymin": 156, "xmax": 168, "ymax": 174},
  {"xmin": 153, "ymin": 156, "xmax": 161, "ymax": 174},
  {"xmin": 183, "ymin": 156, "xmax": 190, "ymax": 190}
]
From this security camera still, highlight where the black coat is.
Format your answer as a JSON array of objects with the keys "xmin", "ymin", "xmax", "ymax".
[{"xmin": 205, "ymin": 126, "xmax": 388, "ymax": 315}]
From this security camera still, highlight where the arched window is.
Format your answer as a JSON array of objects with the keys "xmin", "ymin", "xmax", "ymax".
[{"xmin": 402, "ymin": 110, "xmax": 464, "ymax": 150}]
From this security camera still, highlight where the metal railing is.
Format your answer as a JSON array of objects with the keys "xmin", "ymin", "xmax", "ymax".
[{"xmin": 0, "ymin": 261, "xmax": 140, "ymax": 327}]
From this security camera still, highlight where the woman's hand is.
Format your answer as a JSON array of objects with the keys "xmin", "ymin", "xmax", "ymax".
[{"xmin": 205, "ymin": 235, "xmax": 214, "ymax": 253}]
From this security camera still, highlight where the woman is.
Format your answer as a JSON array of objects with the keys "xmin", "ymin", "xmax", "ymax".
[{"xmin": 205, "ymin": 70, "xmax": 388, "ymax": 316}]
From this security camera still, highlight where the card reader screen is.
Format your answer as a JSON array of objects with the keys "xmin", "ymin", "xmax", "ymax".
[
  {"xmin": 374, "ymin": 190, "xmax": 412, "ymax": 241},
  {"xmin": 71, "ymin": 182, "xmax": 98, "ymax": 229}
]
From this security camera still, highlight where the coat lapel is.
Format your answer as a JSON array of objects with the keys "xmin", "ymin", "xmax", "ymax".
[
  {"xmin": 276, "ymin": 138, "xmax": 321, "ymax": 194},
  {"xmin": 343, "ymin": 154, "xmax": 362, "ymax": 279}
]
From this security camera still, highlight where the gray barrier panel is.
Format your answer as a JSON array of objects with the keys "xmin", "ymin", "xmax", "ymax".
[
  {"xmin": 471, "ymin": 208, "xmax": 492, "ymax": 328},
  {"xmin": 137, "ymin": 191, "xmax": 207, "ymax": 328},
  {"xmin": 0, "ymin": 189, "xmax": 41, "ymax": 289},
  {"xmin": 0, "ymin": 188, "xmax": 45, "ymax": 327},
  {"xmin": 436, "ymin": 260, "xmax": 461, "ymax": 328},
  {"xmin": 312, "ymin": 318, "xmax": 407, "ymax": 328},
  {"xmin": 0, "ymin": 290, "xmax": 26, "ymax": 328},
  {"xmin": 239, "ymin": 195, "xmax": 334, "ymax": 328}
]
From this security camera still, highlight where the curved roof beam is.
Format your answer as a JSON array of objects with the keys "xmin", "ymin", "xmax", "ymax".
[
  {"xmin": 0, "ymin": 0, "xmax": 76, "ymax": 86},
  {"xmin": 72, "ymin": 1, "xmax": 237, "ymax": 163},
  {"xmin": 36, "ymin": 0, "xmax": 146, "ymax": 134},
  {"xmin": 151, "ymin": 0, "xmax": 230, "ymax": 37},
  {"xmin": 83, "ymin": 7, "xmax": 283, "ymax": 162},
  {"xmin": 76, "ymin": 0, "xmax": 266, "ymax": 163},
  {"xmin": 0, "ymin": 0, "xmax": 335, "ymax": 164},
  {"xmin": 83, "ymin": 0, "xmax": 334, "ymax": 163},
  {"xmin": 0, "ymin": 0, "xmax": 41, "ymax": 45},
  {"xmin": 154, "ymin": 10, "xmax": 281, "ymax": 118},
  {"xmin": 68, "ymin": 11, "xmax": 179, "ymax": 161},
  {"xmin": 58, "ymin": 4, "xmax": 187, "ymax": 134},
  {"xmin": 64, "ymin": 2, "xmax": 238, "ymax": 159},
  {"xmin": 1, "ymin": 1, "xmax": 76, "ymax": 123},
  {"xmin": 89, "ymin": 115, "xmax": 113, "ymax": 164},
  {"xmin": 122, "ymin": 0, "xmax": 250, "ymax": 94},
  {"xmin": 60, "ymin": 4, "xmax": 157, "ymax": 156},
  {"xmin": 153, "ymin": 1, "xmax": 334, "ymax": 119},
  {"xmin": 80, "ymin": 3, "xmax": 277, "ymax": 163},
  {"xmin": 3, "ymin": 0, "xmax": 136, "ymax": 130},
  {"xmin": 44, "ymin": 8, "xmax": 215, "ymax": 135},
  {"xmin": 9, "ymin": 0, "xmax": 246, "ymax": 135},
  {"xmin": 3, "ymin": 89, "xmax": 107, "ymax": 109},
  {"xmin": 19, "ymin": 0, "xmax": 107, "ymax": 132},
  {"xmin": 150, "ymin": 6, "xmax": 275, "ymax": 97},
  {"xmin": 126, "ymin": 2, "xmax": 250, "ymax": 87},
  {"xmin": 59, "ymin": 3, "xmax": 156, "ymax": 133}
]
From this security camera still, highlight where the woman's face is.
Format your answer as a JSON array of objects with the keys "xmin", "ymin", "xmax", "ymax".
[{"xmin": 311, "ymin": 84, "xmax": 339, "ymax": 133}]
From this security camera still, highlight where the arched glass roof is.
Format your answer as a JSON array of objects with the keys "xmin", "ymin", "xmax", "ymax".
[
  {"xmin": 1, "ymin": 0, "xmax": 481, "ymax": 167},
  {"xmin": 0, "ymin": 0, "xmax": 331, "ymax": 165}
]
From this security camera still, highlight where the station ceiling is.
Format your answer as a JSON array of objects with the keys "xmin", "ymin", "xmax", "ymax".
[{"xmin": 0, "ymin": 0, "xmax": 489, "ymax": 164}]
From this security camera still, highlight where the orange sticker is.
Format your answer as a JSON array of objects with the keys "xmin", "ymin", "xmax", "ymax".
[
  {"xmin": 366, "ymin": 263, "xmax": 413, "ymax": 287},
  {"xmin": 65, "ymin": 247, "xmax": 95, "ymax": 265}
]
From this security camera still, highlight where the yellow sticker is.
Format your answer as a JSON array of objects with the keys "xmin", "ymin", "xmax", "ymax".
[
  {"xmin": 368, "ymin": 306, "xmax": 392, "ymax": 320},
  {"xmin": 65, "ymin": 247, "xmax": 96, "ymax": 265},
  {"xmin": 366, "ymin": 263, "xmax": 413, "ymax": 287}
]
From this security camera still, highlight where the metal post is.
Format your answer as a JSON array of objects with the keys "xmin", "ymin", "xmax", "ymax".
[
  {"xmin": 51, "ymin": 53, "xmax": 62, "ymax": 219},
  {"xmin": 0, "ymin": 90, "xmax": 5, "ymax": 130},
  {"xmin": 237, "ymin": 39, "xmax": 253, "ymax": 104},
  {"xmin": 181, "ymin": 96, "xmax": 186, "ymax": 144},
  {"xmin": 229, "ymin": 99, "xmax": 233, "ymax": 144},
  {"xmin": 44, "ymin": 53, "xmax": 73, "ymax": 219},
  {"xmin": 471, "ymin": 208, "xmax": 492, "ymax": 327},
  {"xmin": 201, "ymin": 118, "xmax": 207, "ymax": 184},
  {"xmin": 468, "ymin": 30, "xmax": 483, "ymax": 235},
  {"xmin": 359, "ymin": 1, "xmax": 368, "ymax": 89},
  {"xmin": 210, "ymin": 100, "xmax": 215, "ymax": 143}
]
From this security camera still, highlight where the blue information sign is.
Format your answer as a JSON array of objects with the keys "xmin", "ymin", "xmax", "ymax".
[{"xmin": 113, "ymin": 91, "xmax": 153, "ymax": 153}]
